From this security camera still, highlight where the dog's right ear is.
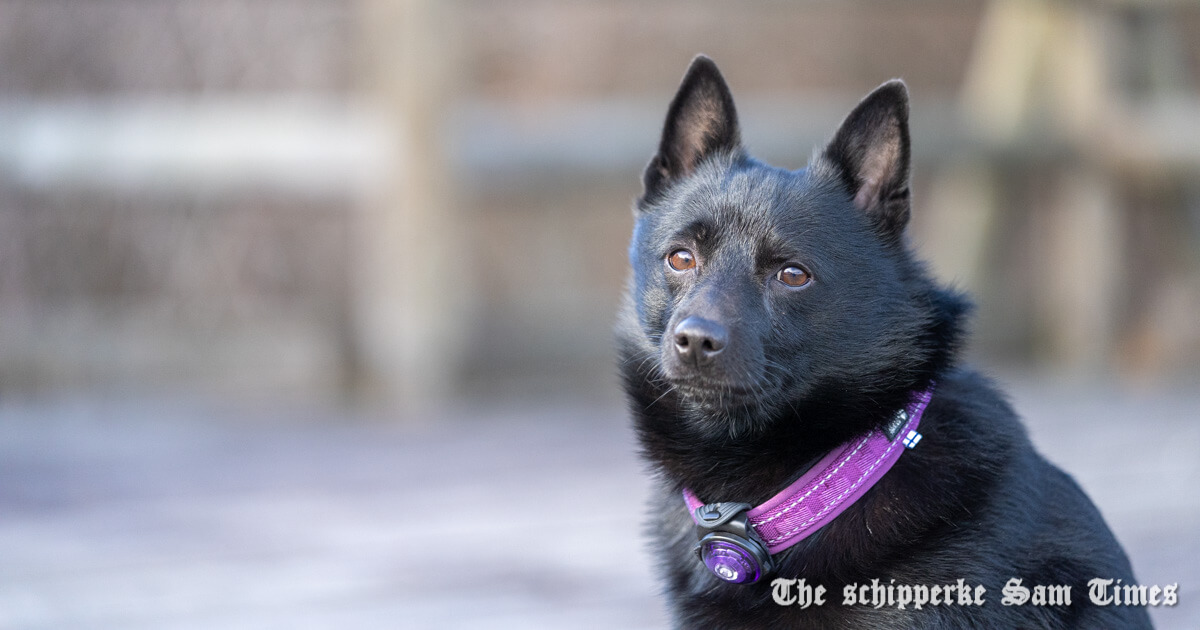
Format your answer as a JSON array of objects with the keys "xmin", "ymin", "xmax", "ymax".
[{"xmin": 641, "ymin": 56, "xmax": 741, "ymax": 204}]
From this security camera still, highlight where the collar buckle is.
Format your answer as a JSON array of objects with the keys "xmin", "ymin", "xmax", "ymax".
[{"xmin": 693, "ymin": 502, "xmax": 773, "ymax": 584}]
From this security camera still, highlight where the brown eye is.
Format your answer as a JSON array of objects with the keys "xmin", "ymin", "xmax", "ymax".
[
  {"xmin": 667, "ymin": 249, "xmax": 696, "ymax": 271},
  {"xmin": 776, "ymin": 265, "xmax": 811, "ymax": 288}
]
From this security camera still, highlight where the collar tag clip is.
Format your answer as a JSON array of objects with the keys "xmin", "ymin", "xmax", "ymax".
[{"xmin": 882, "ymin": 408, "xmax": 909, "ymax": 441}]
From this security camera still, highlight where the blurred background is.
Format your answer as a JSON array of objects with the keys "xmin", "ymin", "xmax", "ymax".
[{"xmin": 1, "ymin": 1, "xmax": 1198, "ymax": 628}]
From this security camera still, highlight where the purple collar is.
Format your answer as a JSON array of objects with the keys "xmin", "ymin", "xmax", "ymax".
[{"xmin": 682, "ymin": 386, "xmax": 934, "ymax": 583}]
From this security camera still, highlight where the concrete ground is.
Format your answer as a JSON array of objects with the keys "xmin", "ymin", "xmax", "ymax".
[{"xmin": 1, "ymin": 376, "xmax": 1197, "ymax": 629}]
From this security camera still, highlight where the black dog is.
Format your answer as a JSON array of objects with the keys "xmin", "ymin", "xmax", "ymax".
[{"xmin": 617, "ymin": 56, "xmax": 1151, "ymax": 628}]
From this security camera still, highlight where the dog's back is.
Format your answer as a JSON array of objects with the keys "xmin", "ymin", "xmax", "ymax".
[{"xmin": 618, "ymin": 56, "xmax": 1150, "ymax": 628}]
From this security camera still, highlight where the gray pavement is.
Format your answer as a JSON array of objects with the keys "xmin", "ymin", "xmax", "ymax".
[{"xmin": 1, "ymin": 378, "xmax": 1197, "ymax": 629}]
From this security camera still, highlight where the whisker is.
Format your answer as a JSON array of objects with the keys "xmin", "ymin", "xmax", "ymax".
[{"xmin": 646, "ymin": 383, "xmax": 677, "ymax": 409}]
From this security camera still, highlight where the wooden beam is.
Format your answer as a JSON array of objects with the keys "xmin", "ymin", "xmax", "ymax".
[{"xmin": 354, "ymin": 0, "xmax": 464, "ymax": 410}]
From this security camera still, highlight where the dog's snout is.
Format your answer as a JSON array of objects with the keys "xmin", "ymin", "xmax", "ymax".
[{"xmin": 673, "ymin": 316, "xmax": 728, "ymax": 366}]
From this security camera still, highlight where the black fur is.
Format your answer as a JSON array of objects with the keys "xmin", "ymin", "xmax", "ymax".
[{"xmin": 618, "ymin": 56, "xmax": 1150, "ymax": 629}]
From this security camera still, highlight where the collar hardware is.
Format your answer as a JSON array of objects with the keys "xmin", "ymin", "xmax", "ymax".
[{"xmin": 692, "ymin": 504, "xmax": 773, "ymax": 584}]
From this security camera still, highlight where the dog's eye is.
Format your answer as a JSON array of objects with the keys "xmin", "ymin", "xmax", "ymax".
[
  {"xmin": 667, "ymin": 249, "xmax": 696, "ymax": 271},
  {"xmin": 776, "ymin": 265, "xmax": 811, "ymax": 288}
]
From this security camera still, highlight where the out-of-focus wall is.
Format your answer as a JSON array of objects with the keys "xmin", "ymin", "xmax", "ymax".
[
  {"xmin": 0, "ymin": 1, "xmax": 361, "ymax": 398},
  {"xmin": 2, "ymin": 1, "xmax": 1199, "ymax": 406}
]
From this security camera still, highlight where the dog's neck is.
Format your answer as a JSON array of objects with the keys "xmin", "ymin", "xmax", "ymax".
[{"xmin": 630, "ymin": 375, "xmax": 933, "ymax": 505}]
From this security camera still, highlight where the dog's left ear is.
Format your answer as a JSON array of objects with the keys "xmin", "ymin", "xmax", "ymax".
[{"xmin": 821, "ymin": 80, "xmax": 912, "ymax": 242}]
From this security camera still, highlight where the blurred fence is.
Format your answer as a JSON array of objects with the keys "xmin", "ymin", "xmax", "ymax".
[{"xmin": 1, "ymin": 0, "xmax": 1199, "ymax": 407}]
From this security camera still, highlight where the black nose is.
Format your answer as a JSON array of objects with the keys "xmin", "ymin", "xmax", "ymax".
[{"xmin": 673, "ymin": 316, "xmax": 728, "ymax": 366}]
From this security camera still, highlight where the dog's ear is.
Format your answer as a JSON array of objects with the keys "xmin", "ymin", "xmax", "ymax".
[
  {"xmin": 642, "ymin": 55, "xmax": 741, "ymax": 204},
  {"xmin": 820, "ymin": 80, "xmax": 912, "ymax": 241}
]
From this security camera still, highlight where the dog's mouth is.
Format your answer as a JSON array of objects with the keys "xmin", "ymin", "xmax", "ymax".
[
  {"xmin": 666, "ymin": 375, "xmax": 786, "ymax": 438},
  {"xmin": 669, "ymin": 377, "xmax": 768, "ymax": 407}
]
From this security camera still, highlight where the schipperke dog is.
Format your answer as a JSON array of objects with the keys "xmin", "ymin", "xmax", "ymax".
[{"xmin": 617, "ymin": 56, "xmax": 1151, "ymax": 628}]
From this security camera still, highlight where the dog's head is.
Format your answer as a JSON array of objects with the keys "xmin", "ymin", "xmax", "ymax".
[{"xmin": 621, "ymin": 56, "xmax": 966, "ymax": 439}]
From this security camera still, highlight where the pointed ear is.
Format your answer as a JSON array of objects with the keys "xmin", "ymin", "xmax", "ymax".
[
  {"xmin": 641, "ymin": 55, "xmax": 741, "ymax": 203},
  {"xmin": 821, "ymin": 80, "xmax": 912, "ymax": 241}
]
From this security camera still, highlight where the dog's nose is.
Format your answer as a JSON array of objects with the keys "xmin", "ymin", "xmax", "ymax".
[{"xmin": 673, "ymin": 316, "xmax": 728, "ymax": 366}]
